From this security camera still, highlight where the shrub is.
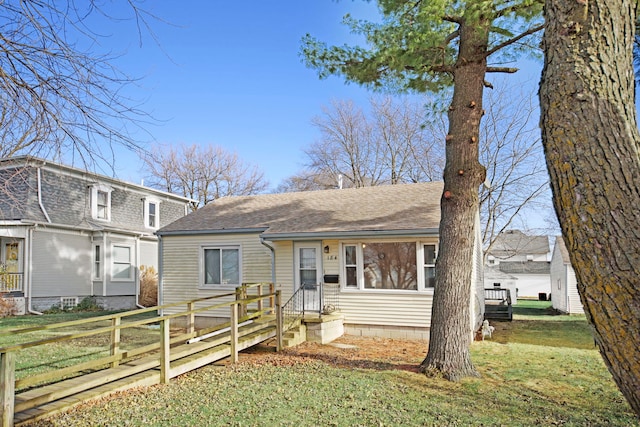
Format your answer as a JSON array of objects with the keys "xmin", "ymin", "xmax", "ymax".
[
  {"xmin": 139, "ymin": 265, "xmax": 158, "ymax": 307},
  {"xmin": 76, "ymin": 296, "xmax": 103, "ymax": 312},
  {"xmin": 0, "ymin": 293, "xmax": 18, "ymax": 317}
]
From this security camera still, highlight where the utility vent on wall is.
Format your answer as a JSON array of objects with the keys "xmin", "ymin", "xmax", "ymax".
[{"xmin": 60, "ymin": 297, "xmax": 78, "ymax": 310}]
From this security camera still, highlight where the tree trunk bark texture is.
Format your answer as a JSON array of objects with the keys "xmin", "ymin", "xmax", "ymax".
[
  {"xmin": 540, "ymin": 0, "xmax": 640, "ymax": 416},
  {"xmin": 421, "ymin": 17, "xmax": 488, "ymax": 381}
]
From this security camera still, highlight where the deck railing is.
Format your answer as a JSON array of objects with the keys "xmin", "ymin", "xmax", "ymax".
[
  {"xmin": 484, "ymin": 287, "xmax": 512, "ymax": 304},
  {"xmin": 0, "ymin": 273, "xmax": 23, "ymax": 293}
]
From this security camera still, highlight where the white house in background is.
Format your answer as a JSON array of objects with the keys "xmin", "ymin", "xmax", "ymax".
[
  {"xmin": 485, "ymin": 230, "xmax": 551, "ymax": 299},
  {"xmin": 157, "ymin": 182, "xmax": 486, "ymax": 341},
  {"xmin": 0, "ymin": 156, "xmax": 192, "ymax": 313},
  {"xmin": 550, "ymin": 236, "xmax": 584, "ymax": 314},
  {"xmin": 483, "ymin": 266, "xmax": 519, "ymax": 305}
]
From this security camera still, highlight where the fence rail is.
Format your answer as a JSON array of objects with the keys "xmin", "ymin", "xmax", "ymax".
[{"xmin": 0, "ymin": 283, "xmax": 279, "ymax": 427}]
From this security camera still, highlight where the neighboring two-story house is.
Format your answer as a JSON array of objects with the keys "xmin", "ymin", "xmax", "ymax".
[
  {"xmin": 0, "ymin": 156, "xmax": 191, "ymax": 313},
  {"xmin": 484, "ymin": 229, "xmax": 551, "ymax": 299}
]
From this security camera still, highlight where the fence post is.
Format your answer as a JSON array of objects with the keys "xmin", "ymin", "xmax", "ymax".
[
  {"xmin": 160, "ymin": 317, "xmax": 171, "ymax": 384},
  {"xmin": 230, "ymin": 304, "xmax": 238, "ymax": 363},
  {"xmin": 110, "ymin": 317, "xmax": 121, "ymax": 368},
  {"xmin": 257, "ymin": 283, "xmax": 263, "ymax": 312},
  {"xmin": 1, "ymin": 351, "xmax": 15, "ymax": 427},
  {"xmin": 269, "ymin": 283, "xmax": 275, "ymax": 314},
  {"xmin": 275, "ymin": 290, "xmax": 283, "ymax": 352},
  {"xmin": 187, "ymin": 301, "xmax": 195, "ymax": 335}
]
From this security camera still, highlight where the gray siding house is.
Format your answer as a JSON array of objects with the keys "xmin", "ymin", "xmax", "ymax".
[
  {"xmin": 157, "ymin": 182, "xmax": 485, "ymax": 340},
  {"xmin": 0, "ymin": 156, "xmax": 191, "ymax": 313}
]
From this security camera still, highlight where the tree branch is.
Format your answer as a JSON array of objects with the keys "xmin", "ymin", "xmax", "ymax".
[
  {"xmin": 485, "ymin": 24, "xmax": 545, "ymax": 58},
  {"xmin": 486, "ymin": 66, "xmax": 519, "ymax": 73}
]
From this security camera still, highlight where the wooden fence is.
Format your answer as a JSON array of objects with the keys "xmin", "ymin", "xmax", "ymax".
[{"xmin": 0, "ymin": 283, "xmax": 281, "ymax": 427}]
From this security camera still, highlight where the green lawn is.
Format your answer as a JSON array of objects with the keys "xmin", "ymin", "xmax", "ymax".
[
  {"xmin": 0, "ymin": 311, "xmax": 159, "ymax": 381},
  {"xmin": 6, "ymin": 306, "xmax": 638, "ymax": 427}
]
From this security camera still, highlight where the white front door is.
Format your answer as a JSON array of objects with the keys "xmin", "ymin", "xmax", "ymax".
[{"xmin": 294, "ymin": 242, "xmax": 322, "ymax": 312}]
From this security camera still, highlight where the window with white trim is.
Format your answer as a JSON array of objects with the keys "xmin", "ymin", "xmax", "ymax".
[
  {"xmin": 90, "ymin": 184, "xmax": 112, "ymax": 221},
  {"xmin": 424, "ymin": 244, "xmax": 437, "ymax": 288},
  {"xmin": 92, "ymin": 244, "xmax": 102, "ymax": 280},
  {"xmin": 112, "ymin": 244, "xmax": 133, "ymax": 281},
  {"xmin": 342, "ymin": 241, "xmax": 436, "ymax": 291},
  {"xmin": 143, "ymin": 198, "xmax": 160, "ymax": 229},
  {"xmin": 201, "ymin": 246, "xmax": 240, "ymax": 287}
]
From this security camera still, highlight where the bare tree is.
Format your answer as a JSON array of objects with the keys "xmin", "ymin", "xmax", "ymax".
[
  {"xmin": 307, "ymin": 99, "xmax": 383, "ymax": 188},
  {"xmin": 282, "ymin": 89, "xmax": 553, "ymax": 256},
  {"xmin": 0, "ymin": 1, "xmax": 161, "ymax": 168},
  {"xmin": 275, "ymin": 170, "xmax": 339, "ymax": 193},
  {"xmin": 288, "ymin": 96, "xmax": 444, "ymax": 190},
  {"xmin": 370, "ymin": 97, "xmax": 445, "ymax": 183},
  {"xmin": 142, "ymin": 144, "xmax": 269, "ymax": 210},
  {"xmin": 479, "ymin": 83, "xmax": 552, "ymax": 259}
]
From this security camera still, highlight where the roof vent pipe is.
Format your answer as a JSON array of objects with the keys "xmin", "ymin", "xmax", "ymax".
[{"xmin": 338, "ymin": 174, "xmax": 343, "ymax": 190}]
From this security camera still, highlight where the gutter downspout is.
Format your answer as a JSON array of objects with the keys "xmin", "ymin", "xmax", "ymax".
[
  {"xmin": 27, "ymin": 226, "xmax": 42, "ymax": 315},
  {"xmin": 157, "ymin": 235, "xmax": 164, "ymax": 315},
  {"xmin": 259, "ymin": 237, "xmax": 276, "ymax": 285},
  {"xmin": 135, "ymin": 235, "xmax": 144, "ymax": 309},
  {"xmin": 36, "ymin": 168, "xmax": 51, "ymax": 224}
]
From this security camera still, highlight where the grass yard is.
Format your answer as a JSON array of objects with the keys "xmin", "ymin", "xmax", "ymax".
[
  {"xmin": 0, "ymin": 311, "xmax": 159, "ymax": 381},
  {"xmin": 7, "ymin": 305, "xmax": 639, "ymax": 427}
]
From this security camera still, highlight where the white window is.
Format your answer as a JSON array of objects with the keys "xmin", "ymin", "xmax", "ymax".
[
  {"xmin": 91, "ymin": 184, "xmax": 112, "ymax": 221},
  {"xmin": 201, "ymin": 246, "xmax": 240, "ymax": 287},
  {"xmin": 112, "ymin": 244, "xmax": 133, "ymax": 281},
  {"xmin": 344, "ymin": 245, "xmax": 358, "ymax": 288},
  {"xmin": 342, "ymin": 241, "xmax": 433, "ymax": 291},
  {"xmin": 93, "ymin": 244, "xmax": 102, "ymax": 280},
  {"xmin": 424, "ymin": 244, "xmax": 437, "ymax": 288},
  {"xmin": 143, "ymin": 198, "xmax": 160, "ymax": 229}
]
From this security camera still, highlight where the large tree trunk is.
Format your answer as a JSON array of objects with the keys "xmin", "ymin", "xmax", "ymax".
[
  {"xmin": 420, "ymin": 17, "xmax": 488, "ymax": 381},
  {"xmin": 540, "ymin": 0, "xmax": 640, "ymax": 416}
]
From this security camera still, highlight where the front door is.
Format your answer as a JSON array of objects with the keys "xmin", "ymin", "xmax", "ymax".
[{"xmin": 294, "ymin": 242, "xmax": 322, "ymax": 312}]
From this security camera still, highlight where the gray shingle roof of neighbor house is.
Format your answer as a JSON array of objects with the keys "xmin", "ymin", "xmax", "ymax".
[
  {"xmin": 498, "ymin": 261, "xmax": 551, "ymax": 275},
  {"xmin": 157, "ymin": 181, "xmax": 444, "ymax": 238},
  {"xmin": 487, "ymin": 229, "xmax": 550, "ymax": 257},
  {"xmin": 554, "ymin": 236, "xmax": 571, "ymax": 263}
]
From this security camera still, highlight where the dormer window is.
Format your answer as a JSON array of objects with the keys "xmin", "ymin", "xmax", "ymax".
[
  {"xmin": 143, "ymin": 198, "xmax": 160, "ymax": 229},
  {"xmin": 91, "ymin": 184, "xmax": 112, "ymax": 221}
]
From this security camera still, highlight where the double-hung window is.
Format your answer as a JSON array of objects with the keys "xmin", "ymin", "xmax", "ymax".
[
  {"xmin": 202, "ymin": 246, "xmax": 240, "ymax": 287},
  {"xmin": 342, "ymin": 241, "xmax": 436, "ymax": 291},
  {"xmin": 91, "ymin": 184, "xmax": 112, "ymax": 221},
  {"xmin": 424, "ymin": 244, "xmax": 437, "ymax": 288},
  {"xmin": 112, "ymin": 244, "xmax": 133, "ymax": 281},
  {"xmin": 143, "ymin": 198, "xmax": 160, "ymax": 229}
]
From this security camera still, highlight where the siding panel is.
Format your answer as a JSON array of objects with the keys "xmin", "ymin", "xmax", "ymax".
[
  {"xmin": 31, "ymin": 229, "xmax": 91, "ymax": 297},
  {"xmin": 161, "ymin": 233, "xmax": 273, "ymax": 317}
]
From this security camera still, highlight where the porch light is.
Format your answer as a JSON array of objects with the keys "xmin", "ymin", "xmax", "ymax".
[{"xmin": 324, "ymin": 245, "xmax": 330, "ymax": 253}]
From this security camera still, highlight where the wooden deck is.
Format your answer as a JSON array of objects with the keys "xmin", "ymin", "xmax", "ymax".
[
  {"xmin": 484, "ymin": 288, "xmax": 513, "ymax": 321},
  {"xmin": 1, "ymin": 284, "xmax": 283, "ymax": 427}
]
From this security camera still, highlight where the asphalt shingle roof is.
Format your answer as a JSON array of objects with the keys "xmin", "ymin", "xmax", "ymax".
[
  {"xmin": 487, "ymin": 229, "xmax": 550, "ymax": 257},
  {"xmin": 157, "ymin": 182, "xmax": 444, "ymax": 237}
]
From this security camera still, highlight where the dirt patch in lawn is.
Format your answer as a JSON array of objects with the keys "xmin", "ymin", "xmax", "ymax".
[{"xmin": 236, "ymin": 335, "xmax": 429, "ymax": 372}]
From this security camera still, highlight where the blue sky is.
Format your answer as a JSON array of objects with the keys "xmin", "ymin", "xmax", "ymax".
[{"xmin": 99, "ymin": 1, "xmax": 542, "ymax": 191}]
